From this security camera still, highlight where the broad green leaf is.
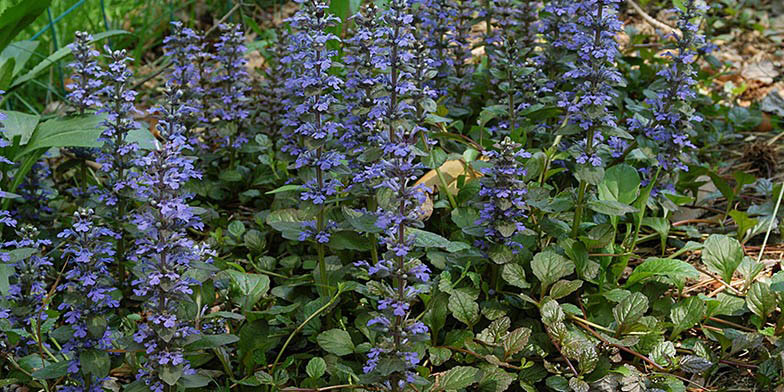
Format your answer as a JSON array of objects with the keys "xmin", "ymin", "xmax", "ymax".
[
  {"xmin": 0, "ymin": 0, "xmax": 50, "ymax": 55},
  {"xmin": 670, "ymin": 297, "xmax": 705, "ymax": 338},
  {"xmin": 12, "ymin": 30, "xmax": 129, "ymax": 88},
  {"xmin": 729, "ymin": 210, "xmax": 758, "ymax": 242},
  {"xmin": 502, "ymin": 327, "xmax": 531, "ymax": 357},
  {"xmin": 316, "ymin": 329, "xmax": 354, "ymax": 356},
  {"xmin": 625, "ymin": 257, "xmax": 699, "ymax": 287},
  {"xmin": 228, "ymin": 220, "xmax": 246, "ymax": 238},
  {"xmin": 651, "ymin": 341, "xmax": 677, "ymax": 367},
  {"xmin": 19, "ymin": 114, "xmax": 156, "ymax": 157},
  {"xmin": 702, "ymin": 234, "xmax": 744, "ymax": 284},
  {"xmin": 737, "ymin": 257, "xmax": 764, "ymax": 289},
  {"xmin": 569, "ymin": 377, "xmax": 589, "ymax": 392},
  {"xmin": 0, "ymin": 41, "xmax": 39, "ymax": 78},
  {"xmin": 159, "ymin": 365, "xmax": 184, "ymax": 386},
  {"xmin": 477, "ymin": 365, "xmax": 515, "ymax": 392},
  {"xmin": 410, "ymin": 228, "xmax": 470, "ymax": 253},
  {"xmin": 437, "ymin": 366, "xmax": 479, "ymax": 391},
  {"xmin": 587, "ymin": 199, "xmax": 638, "ymax": 216},
  {"xmin": 0, "ymin": 263, "xmax": 12, "ymax": 296},
  {"xmin": 185, "ymin": 334, "xmax": 240, "ymax": 350},
  {"xmin": 448, "ymin": 288, "xmax": 479, "ymax": 326},
  {"xmin": 222, "ymin": 270, "xmax": 270, "ymax": 312},
  {"xmin": 540, "ymin": 299, "xmax": 565, "ymax": 326},
  {"xmin": 306, "ymin": 357, "xmax": 327, "ymax": 378},
  {"xmin": 0, "ymin": 110, "xmax": 39, "ymax": 144},
  {"xmin": 429, "ymin": 347, "xmax": 452, "ymax": 366},
  {"xmin": 180, "ymin": 374, "xmax": 211, "ymax": 387},
  {"xmin": 549, "ymin": 279, "xmax": 583, "ymax": 300},
  {"xmin": 679, "ymin": 355, "xmax": 712, "ymax": 373},
  {"xmin": 598, "ymin": 164, "xmax": 640, "ymax": 204},
  {"xmin": 531, "ymin": 251, "xmax": 574, "ymax": 292},
  {"xmin": 501, "ymin": 263, "xmax": 530, "ymax": 289},
  {"xmin": 746, "ymin": 282, "xmax": 776, "ymax": 321},
  {"xmin": 477, "ymin": 316, "xmax": 510, "ymax": 344},
  {"xmin": 30, "ymin": 360, "xmax": 69, "ymax": 379},
  {"xmin": 613, "ymin": 292, "xmax": 648, "ymax": 333},
  {"xmin": 265, "ymin": 184, "xmax": 303, "ymax": 194},
  {"xmin": 79, "ymin": 349, "xmax": 111, "ymax": 379}
]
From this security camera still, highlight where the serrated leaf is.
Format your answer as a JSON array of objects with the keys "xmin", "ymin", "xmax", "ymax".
[
  {"xmin": 502, "ymin": 327, "xmax": 531, "ymax": 357},
  {"xmin": 613, "ymin": 292, "xmax": 648, "ymax": 334},
  {"xmin": 670, "ymin": 297, "xmax": 705, "ymax": 338},
  {"xmin": 449, "ymin": 289, "xmax": 479, "ymax": 326},
  {"xmin": 569, "ymin": 377, "xmax": 590, "ymax": 392},
  {"xmin": 429, "ymin": 347, "xmax": 452, "ymax": 366},
  {"xmin": 650, "ymin": 341, "xmax": 676, "ymax": 367},
  {"xmin": 477, "ymin": 364, "xmax": 515, "ymax": 392},
  {"xmin": 746, "ymin": 281, "xmax": 776, "ymax": 321},
  {"xmin": 540, "ymin": 299, "xmax": 565, "ymax": 326},
  {"xmin": 478, "ymin": 316, "xmax": 510, "ymax": 344},
  {"xmin": 306, "ymin": 357, "xmax": 327, "ymax": 378},
  {"xmin": 501, "ymin": 263, "xmax": 529, "ymax": 288},
  {"xmin": 531, "ymin": 251, "xmax": 574, "ymax": 292},
  {"xmin": 679, "ymin": 355, "xmax": 712, "ymax": 373},
  {"xmin": 316, "ymin": 329, "xmax": 354, "ymax": 356},
  {"xmin": 437, "ymin": 366, "xmax": 479, "ymax": 391},
  {"xmin": 702, "ymin": 234, "xmax": 744, "ymax": 284},
  {"xmin": 625, "ymin": 257, "xmax": 699, "ymax": 287},
  {"xmin": 549, "ymin": 279, "xmax": 583, "ymax": 300}
]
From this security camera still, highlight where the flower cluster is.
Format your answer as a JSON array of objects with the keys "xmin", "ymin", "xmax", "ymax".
[
  {"xmin": 66, "ymin": 32, "xmax": 103, "ymax": 114},
  {"xmin": 445, "ymin": 0, "xmax": 477, "ymax": 111},
  {"xmin": 130, "ymin": 88, "xmax": 207, "ymax": 391},
  {"xmin": 286, "ymin": 0, "xmax": 346, "ymax": 245},
  {"xmin": 57, "ymin": 208, "xmax": 119, "ymax": 390},
  {"xmin": 476, "ymin": 137, "xmax": 531, "ymax": 251},
  {"xmin": 211, "ymin": 23, "xmax": 250, "ymax": 149},
  {"xmin": 96, "ymin": 47, "xmax": 141, "ymax": 208},
  {"xmin": 558, "ymin": 0, "xmax": 624, "ymax": 166},
  {"xmin": 0, "ymin": 225, "xmax": 52, "ymax": 355},
  {"xmin": 352, "ymin": 0, "xmax": 434, "ymax": 389},
  {"xmin": 629, "ymin": 0, "xmax": 709, "ymax": 180}
]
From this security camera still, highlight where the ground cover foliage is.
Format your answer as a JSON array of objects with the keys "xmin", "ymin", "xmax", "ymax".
[{"xmin": 0, "ymin": 0, "xmax": 783, "ymax": 391}]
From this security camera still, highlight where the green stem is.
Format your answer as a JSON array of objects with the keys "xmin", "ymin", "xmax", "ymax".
[{"xmin": 271, "ymin": 287, "xmax": 343, "ymax": 371}]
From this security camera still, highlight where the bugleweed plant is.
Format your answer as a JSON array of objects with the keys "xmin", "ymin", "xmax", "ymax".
[{"xmin": 1, "ymin": 1, "xmax": 783, "ymax": 392}]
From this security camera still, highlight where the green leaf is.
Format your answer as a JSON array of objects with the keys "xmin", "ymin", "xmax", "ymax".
[
  {"xmin": 599, "ymin": 164, "xmax": 640, "ymax": 204},
  {"xmin": 185, "ymin": 334, "xmax": 240, "ymax": 350},
  {"xmin": 729, "ymin": 210, "xmax": 758, "ymax": 241},
  {"xmin": 79, "ymin": 349, "xmax": 111, "ymax": 379},
  {"xmin": 410, "ymin": 228, "xmax": 470, "ymax": 252},
  {"xmin": 702, "ymin": 234, "xmax": 744, "ymax": 284},
  {"xmin": 746, "ymin": 282, "xmax": 776, "ymax": 321},
  {"xmin": 587, "ymin": 199, "xmax": 638, "ymax": 216},
  {"xmin": 12, "ymin": 30, "xmax": 129, "ymax": 88},
  {"xmin": 18, "ymin": 113, "xmax": 156, "ymax": 157},
  {"xmin": 502, "ymin": 327, "xmax": 531, "ymax": 357},
  {"xmin": 670, "ymin": 297, "xmax": 704, "ymax": 338},
  {"xmin": 0, "ymin": 263, "xmax": 12, "ymax": 296},
  {"xmin": 437, "ymin": 366, "xmax": 479, "ymax": 391},
  {"xmin": 0, "ymin": 0, "xmax": 50, "ymax": 55},
  {"xmin": 531, "ymin": 251, "xmax": 574, "ymax": 292},
  {"xmin": 159, "ymin": 365, "xmax": 184, "ymax": 386},
  {"xmin": 266, "ymin": 208, "xmax": 307, "ymax": 240},
  {"xmin": 0, "ymin": 110, "xmax": 39, "ymax": 146},
  {"xmin": 448, "ymin": 288, "xmax": 480, "ymax": 326},
  {"xmin": 540, "ymin": 299, "xmax": 565, "ymax": 326},
  {"xmin": 0, "ymin": 41, "xmax": 38, "ymax": 78},
  {"xmin": 316, "ymin": 329, "xmax": 354, "ymax": 356},
  {"xmin": 222, "ymin": 270, "xmax": 270, "ymax": 312},
  {"xmin": 265, "ymin": 184, "xmax": 304, "ymax": 194},
  {"xmin": 501, "ymin": 263, "xmax": 530, "ymax": 289},
  {"xmin": 306, "ymin": 357, "xmax": 327, "ymax": 379},
  {"xmin": 625, "ymin": 257, "xmax": 699, "ymax": 288},
  {"xmin": 180, "ymin": 374, "xmax": 211, "ymax": 388},
  {"xmin": 30, "ymin": 360, "xmax": 69, "ymax": 380},
  {"xmin": 549, "ymin": 280, "xmax": 583, "ymax": 300},
  {"xmin": 651, "ymin": 341, "xmax": 677, "ymax": 367},
  {"xmin": 228, "ymin": 220, "xmax": 246, "ymax": 238},
  {"xmin": 613, "ymin": 292, "xmax": 648, "ymax": 334}
]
